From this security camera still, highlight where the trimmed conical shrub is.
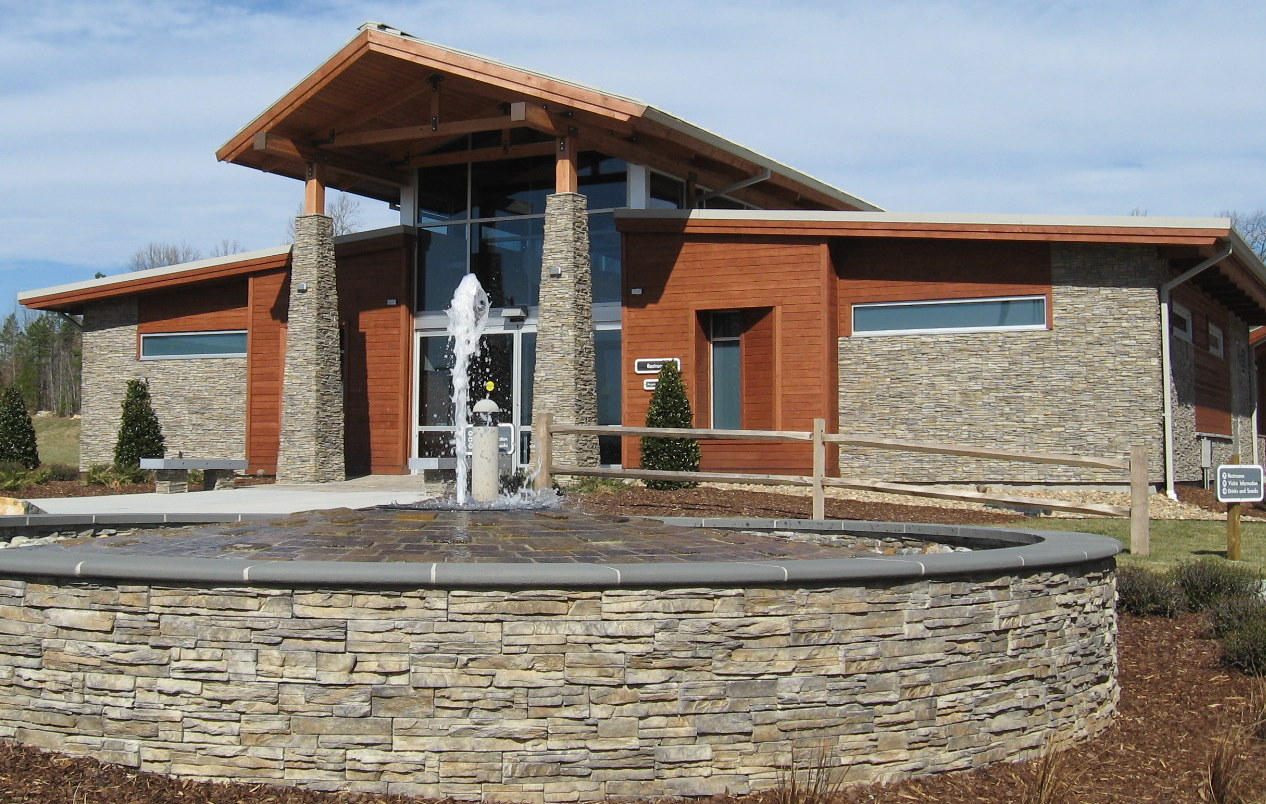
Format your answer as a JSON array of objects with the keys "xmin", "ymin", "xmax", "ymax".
[
  {"xmin": 640, "ymin": 362, "xmax": 700, "ymax": 490},
  {"xmin": 0, "ymin": 386, "xmax": 39, "ymax": 469},
  {"xmin": 113, "ymin": 379, "xmax": 164, "ymax": 469}
]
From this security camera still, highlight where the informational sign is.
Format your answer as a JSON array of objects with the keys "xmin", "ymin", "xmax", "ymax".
[
  {"xmin": 643, "ymin": 379, "xmax": 658, "ymax": 392},
  {"xmin": 1216, "ymin": 464, "xmax": 1265, "ymax": 503},
  {"xmin": 634, "ymin": 357, "xmax": 681, "ymax": 375},
  {"xmin": 498, "ymin": 424, "xmax": 514, "ymax": 454}
]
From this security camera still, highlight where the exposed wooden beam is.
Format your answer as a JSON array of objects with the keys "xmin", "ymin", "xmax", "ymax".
[
  {"xmin": 328, "ymin": 102, "xmax": 555, "ymax": 147},
  {"xmin": 253, "ymin": 132, "xmax": 408, "ymax": 187},
  {"xmin": 405, "ymin": 140, "xmax": 556, "ymax": 169}
]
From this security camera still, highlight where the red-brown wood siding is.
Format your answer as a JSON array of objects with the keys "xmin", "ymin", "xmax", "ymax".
[
  {"xmin": 1174, "ymin": 285, "xmax": 1233, "ymax": 436},
  {"xmin": 832, "ymin": 239, "xmax": 1052, "ymax": 335},
  {"xmin": 337, "ymin": 234, "xmax": 414, "ymax": 475},
  {"xmin": 246, "ymin": 270, "xmax": 289, "ymax": 474},
  {"xmin": 137, "ymin": 281, "xmax": 249, "ymax": 337},
  {"xmin": 622, "ymin": 233, "xmax": 833, "ymax": 475}
]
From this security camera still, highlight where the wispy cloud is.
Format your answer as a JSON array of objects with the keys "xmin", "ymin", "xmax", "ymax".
[{"xmin": 1, "ymin": 0, "xmax": 1265, "ymax": 309}]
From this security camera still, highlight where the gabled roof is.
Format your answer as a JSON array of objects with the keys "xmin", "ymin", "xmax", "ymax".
[{"xmin": 216, "ymin": 23, "xmax": 879, "ymax": 213}]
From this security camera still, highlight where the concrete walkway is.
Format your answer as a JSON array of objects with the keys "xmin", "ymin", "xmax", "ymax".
[{"xmin": 26, "ymin": 475, "xmax": 446, "ymax": 516}]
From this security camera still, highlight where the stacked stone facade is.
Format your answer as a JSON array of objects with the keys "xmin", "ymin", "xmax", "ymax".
[
  {"xmin": 0, "ymin": 564, "xmax": 1115, "ymax": 801},
  {"xmin": 533, "ymin": 193, "xmax": 599, "ymax": 467},
  {"xmin": 838, "ymin": 243, "xmax": 1167, "ymax": 484},
  {"xmin": 79, "ymin": 298, "xmax": 247, "ymax": 469},
  {"xmin": 277, "ymin": 214, "xmax": 345, "ymax": 483}
]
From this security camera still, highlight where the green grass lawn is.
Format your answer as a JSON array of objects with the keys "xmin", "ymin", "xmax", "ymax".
[
  {"xmin": 34, "ymin": 416, "xmax": 78, "ymax": 467},
  {"xmin": 1027, "ymin": 516, "xmax": 1266, "ymax": 573}
]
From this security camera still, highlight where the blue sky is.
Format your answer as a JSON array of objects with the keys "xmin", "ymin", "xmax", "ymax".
[{"xmin": 2, "ymin": 0, "xmax": 1265, "ymax": 313}]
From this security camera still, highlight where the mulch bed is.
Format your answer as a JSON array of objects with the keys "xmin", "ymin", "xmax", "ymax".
[
  {"xmin": 13, "ymin": 476, "xmax": 276, "ymax": 499},
  {"xmin": 0, "ymin": 484, "xmax": 1263, "ymax": 801}
]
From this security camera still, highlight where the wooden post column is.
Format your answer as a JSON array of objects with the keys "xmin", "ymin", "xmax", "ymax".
[{"xmin": 304, "ymin": 162, "xmax": 327, "ymax": 216}]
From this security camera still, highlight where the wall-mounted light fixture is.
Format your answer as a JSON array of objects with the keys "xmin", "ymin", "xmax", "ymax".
[
  {"xmin": 296, "ymin": 281, "xmax": 310, "ymax": 293},
  {"xmin": 501, "ymin": 306, "xmax": 528, "ymax": 321}
]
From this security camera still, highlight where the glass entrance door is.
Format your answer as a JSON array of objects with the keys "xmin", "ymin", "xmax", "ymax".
[{"xmin": 414, "ymin": 330, "xmax": 536, "ymax": 469}]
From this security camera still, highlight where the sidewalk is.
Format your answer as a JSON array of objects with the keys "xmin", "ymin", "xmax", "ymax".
[{"xmin": 26, "ymin": 475, "xmax": 444, "ymax": 516}]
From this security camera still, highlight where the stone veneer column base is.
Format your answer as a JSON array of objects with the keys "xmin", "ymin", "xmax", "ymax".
[
  {"xmin": 277, "ymin": 214, "xmax": 345, "ymax": 483},
  {"xmin": 533, "ymin": 193, "xmax": 599, "ymax": 468}
]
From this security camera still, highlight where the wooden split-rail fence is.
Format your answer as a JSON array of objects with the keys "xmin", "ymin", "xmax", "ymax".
[{"xmin": 532, "ymin": 412, "xmax": 1151, "ymax": 556}]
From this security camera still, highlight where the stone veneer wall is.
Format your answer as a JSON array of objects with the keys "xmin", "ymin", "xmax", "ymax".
[
  {"xmin": 0, "ymin": 567, "xmax": 1116, "ymax": 802},
  {"xmin": 837, "ymin": 243, "xmax": 1165, "ymax": 484},
  {"xmin": 277, "ymin": 214, "xmax": 345, "ymax": 482},
  {"xmin": 79, "ymin": 298, "xmax": 247, "ymax": 469},
  {"xmin": 533, "ymin": 192, "xmax": 599, "ymax": 468}
]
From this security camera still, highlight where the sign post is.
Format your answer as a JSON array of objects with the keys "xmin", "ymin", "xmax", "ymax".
[{"xmin": 1216, "ymin": 457, "xmax": 1263, "ymax": 561}]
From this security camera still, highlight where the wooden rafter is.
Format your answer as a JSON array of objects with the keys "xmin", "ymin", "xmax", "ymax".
[
  {"xmin": 252, "ymin": 132, "xmax": 407, "ymax": 186},
  {"xmin": 405, "ymin": 140, "xmax": 557, "ymax": 169},
  {"xmin": 318, "ymin": 75, "xmax": 437, "ymax": 139},
  {"xmin": 328, "ymin": 101, "xmax": 554, "ymax": 147}
]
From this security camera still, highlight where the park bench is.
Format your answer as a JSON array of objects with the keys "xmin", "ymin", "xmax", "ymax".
[{"xmin": 138, "ymin": 458, "xmax": 248, "ymax": 494}]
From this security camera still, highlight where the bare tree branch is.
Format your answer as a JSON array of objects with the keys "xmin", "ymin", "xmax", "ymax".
[{"xmin": 128, "ymin": 242, "xmax": 202, "ymax": 272}]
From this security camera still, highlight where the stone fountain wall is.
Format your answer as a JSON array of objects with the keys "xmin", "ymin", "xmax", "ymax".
[{"xmin": 0, "ymin": 564, "xmax": 1115, "ymax": 802}]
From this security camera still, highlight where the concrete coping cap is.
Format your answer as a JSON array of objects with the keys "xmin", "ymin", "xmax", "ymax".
[{"xmin": 0, "ymin": 514, "xmax": 1120, "ymax": 589}]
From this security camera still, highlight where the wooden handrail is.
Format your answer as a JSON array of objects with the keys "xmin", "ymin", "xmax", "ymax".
[
  {"xmin": 550, "ymin": 424, "xmax": 814, "ymax": 442},
  {"xmin": 825, "ymin": 434, "xmax": 1130, "ymax": 471}
]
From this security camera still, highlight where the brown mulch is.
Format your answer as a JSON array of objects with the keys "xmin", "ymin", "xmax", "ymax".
[
  {"xmin": 13, "ymin": 476, "xmax": 276, "ymax": 499},
  {"xmin": 573, "ymin": 485, "xmax": 1026, "ymax": 524}
]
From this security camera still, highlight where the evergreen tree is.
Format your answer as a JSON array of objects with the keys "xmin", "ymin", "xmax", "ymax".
[
  {"xmin": 639, "ymin": 362, "xmax": 700, "ymax": 490},
  {"xmin": 0, "ymin": 387, "xmax": 39, "ymax": 469},
  {"xmin": 113, "ymin": 379, "xmax": 164, "ymax": 469}
]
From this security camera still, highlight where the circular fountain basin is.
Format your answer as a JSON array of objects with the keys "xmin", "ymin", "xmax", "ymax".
[{"xmin": 0, "ymin": 508, "xmax": 1119, "ymax": 802}]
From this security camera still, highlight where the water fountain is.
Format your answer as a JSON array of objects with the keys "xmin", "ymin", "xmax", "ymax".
[{"xmin": 0, "ymin": 272, "xmax": 1122, "ymax": 800}]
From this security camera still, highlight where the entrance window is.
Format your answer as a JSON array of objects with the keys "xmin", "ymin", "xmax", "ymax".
[{"xmin": 710, "ymin": 312, "xmax": 743, "ymax": 429}]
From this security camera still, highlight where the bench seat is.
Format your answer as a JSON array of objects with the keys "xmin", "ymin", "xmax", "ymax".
[{"xmin": 139, "ymin": 459, "xmax": 248, "ymax": 493}]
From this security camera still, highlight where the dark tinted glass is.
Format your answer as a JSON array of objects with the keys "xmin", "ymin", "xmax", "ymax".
[
  {"xmin": 649, "ymin": 172, "xmax": 685, "ymax": 209},
  {"xmin": 596, "ymin": 329, "xmax": 622, "ymax": 464},
  {"xmin": 474, "ymin": 217, "xmax": 543, "ymax": 307},
  {"xmin": 472, "ymin": 155, "xmax": 553, "ymax": 218},
  {"xmin": 417, "ymin": 163, "xmax": 468, "ymax": 224},
  {"xmin": 141, "ymin": 331, "xmax": 246, "ymax": 358},
  {"xmin": 417, "ymin": 225, "xmax": 469, "ymax": 312},
  {"xmin": 589, "ymin": 213, "xmax": 621, "ymax": 304},
  {"xmin": 853, "ymin": 298, "xmax": 1046, "ymax": 334},
  {"xmin": 577, "ymin": 153, "xmax": 626, "ymax": 210},
  {"xmin": 418, "ymin": 336, "xmax": 454, "ymax": 426}
]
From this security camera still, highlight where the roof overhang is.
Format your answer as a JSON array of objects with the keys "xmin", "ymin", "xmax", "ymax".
[
  {"xmin": 617, "ymin": 210, "xmax": 1266, "ymax": 325},
  {"xmin": 217, "ymin": 23, "xmax": 878, "ymax": 213}
]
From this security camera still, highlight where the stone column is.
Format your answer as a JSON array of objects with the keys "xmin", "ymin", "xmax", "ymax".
[
  {"xmin": 277, "ymin": 214, "xmax": 345, "ymax": 482},
  {"xmin": 533, "ymin": 193, "xmax": 599, "ymax": 467}
]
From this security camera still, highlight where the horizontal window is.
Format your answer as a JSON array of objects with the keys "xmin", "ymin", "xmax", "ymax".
[
  {"xmin": 140, "ymin": 331, "xmax": 247, "ymax": 359},
  {"xmin": 852, "ymin": 296, "xmax": 1047, "ymax": 336}
]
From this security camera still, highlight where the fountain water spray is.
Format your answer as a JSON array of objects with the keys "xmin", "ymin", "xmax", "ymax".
[{"xmin": 445, "ymin": 273, "xmax": 490, "ymax": 506}]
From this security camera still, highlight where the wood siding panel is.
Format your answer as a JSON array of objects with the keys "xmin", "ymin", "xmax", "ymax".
[
  {"xmin": 833, "ymin": 239, "xmax": 1052, "ymax": 336},
  {"xmin": 623, "ymin": 234, "xmax": 832, "ymax": 475},
  {"xmin": 1175, "ymin": 285, "xmax": 1233, "ymax": 436},
  {"xmin": 137, "ymin": 281, "xmax": 249, "ymax": 335},
  {"xmin": 246, "ymin": 270, "xmax": 288, "ymax": 474},
  {"xmin": 337, "ymin": 234, "xmax": 413, "ymax": 475}
]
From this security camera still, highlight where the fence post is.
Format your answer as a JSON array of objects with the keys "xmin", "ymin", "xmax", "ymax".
[
  {"xmin": 533, "ymin": 411, "xmax": 553, "ymax": 491},
  {"xmin": 812, "ymin": 418, "xmax": 826, "ymax": 520},
  {"xmin": 1129, "ymin": 445, "xmax": 1150, "ymax": 557}
]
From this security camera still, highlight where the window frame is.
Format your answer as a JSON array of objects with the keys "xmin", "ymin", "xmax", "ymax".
[
  {"xmin": 850, "ymin": 295, "xmax": 1049, "ymax": 337},
  {"xmin": 139, "ymin": 330, "xmax": 248, "ymax": 360},
  {"xmin": 1208, "ymin": 322, "xmax": 1225, "ymax": 358},
  {"xmin": 1171, "ymin": 302, "xmax": 1194, "ymax": 343}
]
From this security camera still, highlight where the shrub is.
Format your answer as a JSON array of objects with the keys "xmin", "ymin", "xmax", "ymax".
[
  {"xmin": 44, "ymin": 463, "xmax": 79, "ymax": 482},
  {"xmin": 113, "ymin": 379, "xmax": 164, "ymax": 470},
  {"xmin": 571, "ymin": 476, "xmax": 632, "ymax": 494},
  {"xmin": 1170, "ymin": 558, "xmax": 1262, "ymax": 611},
  {"xmin": 83, "ymin": 463, "xmax": 149, "ymax": 489},
  {"xmin": 1208, "ymin": 593, "xmax": 1266, "ymax": 639},
  {"xmin": 1116, "ymin": 564, "xmax": 1185, "ymax": 617},
  {"xmin": 639, "ymin": 362, "xmax": 700, "ymax": 491},
  {"xmin": 0, "ymin": 387, "xmax": 39, "ymax": 470},
  {"xmin": 1222, "ymin": 618, "xmax": 1266, "ymax": 676}
]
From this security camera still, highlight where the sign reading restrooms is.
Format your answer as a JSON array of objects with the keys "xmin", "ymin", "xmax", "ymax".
[{"xmin": 1216, "ymin": 464, "xmax": 1265, "ymax": 503}]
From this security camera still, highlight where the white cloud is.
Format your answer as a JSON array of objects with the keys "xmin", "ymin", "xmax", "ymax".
[{"xmin": 2, "ymin": 0, "xmax": 1265, "ymax": 310}]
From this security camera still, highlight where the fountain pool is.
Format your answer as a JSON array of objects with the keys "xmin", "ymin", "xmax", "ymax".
[{"xmin": 0, "ymin": 508, "xmax": 1119, "ymax": 801}]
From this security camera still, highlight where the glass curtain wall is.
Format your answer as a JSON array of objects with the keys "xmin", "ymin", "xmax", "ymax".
[{"xmin": 414, "ymin": 147, "xmax": 627, "ymax": 466}]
